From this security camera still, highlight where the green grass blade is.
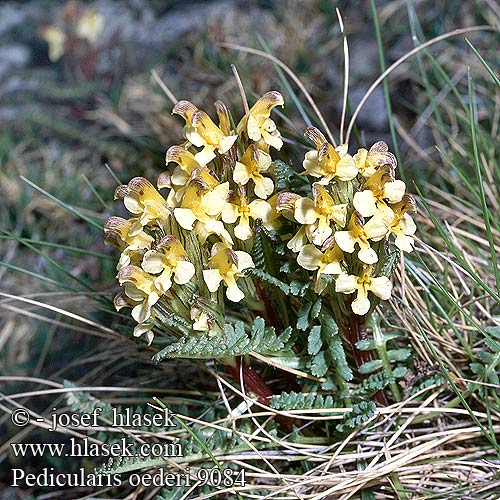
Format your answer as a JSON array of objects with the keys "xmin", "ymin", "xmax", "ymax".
[
  {"xmin": 467, "ymin": 70, "xmax": 500, "ymax": 297},
  {"xmin": 21, "ymin": 176, "xmax": 103, "ymax": 231}
]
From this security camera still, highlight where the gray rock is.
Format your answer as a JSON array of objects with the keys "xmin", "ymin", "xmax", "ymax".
[
  {"xmin": 349, "ymin": 85, "xmax": 388, "ymax": 131},
  {"xmin": 92, "ymin": 0, "xmax": 235, "ymax": 47},
  {"xmin": 0, "ymin": 4, "xmax": 33, "ymax": 37}
]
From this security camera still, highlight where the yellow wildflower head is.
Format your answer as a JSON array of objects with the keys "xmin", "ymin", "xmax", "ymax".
[
  {"xmin": 173, "ymin": 168, "xmax": 232, "ymax": 244},
  {"xmin": 104, "ymin": 216, "xmax": 154, "ymax": 269},
  {"xmin": 233, "ymin": 145, "xmax": 274, "ymax": 199},
  {"xmin": 118, "ymin": 177, "xmax": 170, "ymax": 236},
  {"xmin": 297, "ymin": 237, "xmax": 344, "ymax": 293},
  {"xmin": 335, "ymin": 266, "xmax": 392, "ymax": 316},
  {"xmin": 237, "ymin": 91, "xmax": 284, "ymax": 150},
  {"xmin": 303, "ymin": 127, "xmax": 357, "ymax": 183},
  {"xmin": 354, "ymin": 165, "xmax": 405, "ymax": 218},
  {"xmin": 104, "ymin": 216, "xmax": 153, "ymax": 249},
  {"xmin": 222, "ymin": 188, "xmax": 272, "ymax": 241},
  {"xmin": 292, "ymin": 183, "xmax": 347, "ymax": 247},
  {"xmin": 165, "ymin": 145, "xmax": 202, "ymax": 187},
  {"xmin": 117, "ymin": 265, "xmax": 162, "ymax": 324},
  {"xmin": 389, "ymin": 195, "xmax": 417, "ymax": 252},
  {"xmin": 335, "ymin": 211, "xmax": 391, "ymax": 264},
  {"xmin": 142, "ymin": 235, "xmax": 195, "ymax": 293},
  {"xmin": 354, "ymin": 141, "xmax": 397, "ymax": 178},
  {"xmin": 202, "ymin": 243, "xmax": 255, "ymax": 302},
  {"xmin": 172, "ymin": 100, "xmax": 237, "ymax": 166}
]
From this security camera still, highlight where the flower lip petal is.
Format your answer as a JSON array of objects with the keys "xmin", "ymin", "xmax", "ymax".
[
  {"xmin": 369, "ymin": 276, "xmax": 392, "ymax": 300},
  {"xmin": 351, "ymin": 296, "xmax": 371, "ymax": 316},
  {"xmin": 294, "ymin": 197, "xmax": 317, "ymax": 225},
  {"xmin": 226, "ymin": 283, "xmax": 245, "ymax": 302},
  {"xmin": 203, "ymin": 269, "xmax": 223, "ymax": 293},
  {"xmin": 335, "ymin": 273, "xmax": 358, "ymax": 293},
  {"xmin": 297, "ymin": 244, "xmax": 322, "ymax": 271},
  {"xmin": 174, "ymin": 260, "xmax": 195, "ymax": 285}
]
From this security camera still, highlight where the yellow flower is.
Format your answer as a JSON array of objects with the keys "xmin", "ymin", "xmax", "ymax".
[
  {"xmin": 114, "ymin": 293, "xmax": 155, "ymax": 344},
  {"xmin": 233, "ymin": 145, "xmax": 274, "ymax": 199},
  {"xmin": 335, "ymin": 211, "xmax": 391, "ymax": 264},
  {"xmin": 303, "ymin": 127, "xmax": 357, "ymax": 183},
  {"xmin": 222, "ymin": 189, "xmax": 272, "ymax": 241},
  {"xmin": 104, "ymin": 216, "xmax": 153, "ymax": 249},
  {"xmin": 237, "ymin": 91, "xmax": 284, "ymax": 150},
  {"xmin": 353, "ymin": 165, "xmax": 405, "ymax": 219},
  {"xmin": 173, "ymin": 168, "xmax": 232, "ymax": 244},
  {"xmin": 117, "ymin": 266, "xmax": 162, "ymax": 324},
  {"xmin": 40, "ymin": 26, "xmax": 66, "ymax": 62},
  {"xmin": 335, "ymin": 268, "xmax": 392, "ymax": 316},
  {"xmin": 202, "ymin": 243, "xmax": 254, "ymax": 302},
  {"xmin": 165, "ymin": 145, "xmax": 202, "ymax": 187},
  {"xmin": 389, "ymin": 195, "xmax": 417, "ymax": 252},
  {"xmin": 172, "ymin": 101, "xmax": 237, "ymax": 166},
  {"xmin": 76, "ymin": 8, "xmax": 104, "ymax": 45},
  {"xmin": 354, "ymin": 141, "xmax": 397, "ymax": 178},
  {"xmin": 117, "ymin": 177, "xmax": 170, "ymax": 236},
  {"xmin": 104, "ymin": 216, "xmax": 153, "ymax": 268},
  {"xmin": 291, "ymin": 183, "xmax": 347, "ymax": 248},
  {"xmin": 297, "ymin": 237, "xmax": 344, "ymax": 293},
  {"xmin": 132, "ymin": 323, "xmax": 155, "ymax": 345},
  {"xmin": 142, "ymin": 235, "xmax": 195, "ymax": 293}
]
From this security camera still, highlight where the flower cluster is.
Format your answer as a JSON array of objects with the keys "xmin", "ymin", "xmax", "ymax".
[
  {"xmin": 279, "ymin": 132, "xmax": 416, "ymax": 315},
  {"xmin": 105, "ymin": 92, "xmax": 286, "ymax": 342},
  {"xmin": 105, "ymin": 91, "xmax": 416, "ymax": 343}
]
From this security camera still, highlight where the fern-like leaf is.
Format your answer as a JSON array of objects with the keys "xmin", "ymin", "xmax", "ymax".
[
  {"xmin": 270, "ymin": 391, "xmax": 334, "ymax": 411},
  {"xmin": 153, "ymin": 317, "xmax": 293, "ymax": 361},
  {"xmin": 336, "ymin": 401, "xmax": 376, "ymax": 433}
]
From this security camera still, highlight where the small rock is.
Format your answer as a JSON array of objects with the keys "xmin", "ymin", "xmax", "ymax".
[{"xmin": 349, "ymin": 85, "xmax": 388, "ymax": 131}]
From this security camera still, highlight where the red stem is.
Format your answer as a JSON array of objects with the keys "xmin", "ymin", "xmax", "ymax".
[{"xmin": 225, "ymin": 358, "xmax": 294, "ymax": 431}]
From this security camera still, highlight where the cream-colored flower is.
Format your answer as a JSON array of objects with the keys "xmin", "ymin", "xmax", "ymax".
[
  {"xmin": 40, "ymin": 26, "xmax": 66, "ymax": 62},
  {"xmin": 117, "ymin": 177, "xmax": 171, "ymax": 236},
  {"xmin": 165, "ymin": 145, "xmax": 202, "ymax": 187},
  {"xmin": 222, "ymin": 189, "xmax": 272, "ymax": 241},
  {"xmin": 172, "ymin": 101, "xmax": 237, "ymax": 165},
  {"xmin": 303, "ymin": 127, "xmax": 357, "ymax": 183},
  {"xmin": 76, "ymin": 8, "xmax": 104, "ymax": 44},
  {"xmin": 297, "ymin": 237, "xmax": 344, "ymax": 293},
  {"xmin": 113, "ymin": 292, "xmax": 155, "ymax": 344},
  {"xmin": 389, "ymin": 195, "xmax": 417, "ymax": 252},
  {"xmin": 117, "ymin": 266, "xmax": 162, "ymax": 324},
  {"xmin": 335, "ymin": 211, "xmax": 391, "ymax": 264},
  {"xmin": 354, "ymin": 141, "xmax": 397, "ymax": 178},
  {"xmin": 353, "ymin": 165, "xmax": 405, "ymax": 218},
  {"xmin": 233, "ymin": 145, "xmax": 274, "ymax": 199},
  {"xmin": 133, "ymin": 323, "xmax": 155, "ymax": 345},
  {"xmin": 292, "ymin": 183, "xmax": 347, "ymax": 248},
  {"xmin": 173, "ymin": 168, "xmax": 232, "ymax": 244},
  {"xmin": 202, "ymin": 243, "xmax": 254, "ymax": 302},
  {"xmin": 237, "ymin": 91, "xmax": 284, "ymax": 150},
  {"xmin": 104, "ymin": 216, "xmax": 153, "ymax": 269},
  {"xmin": 141, "ymin": 235, "xmax": 195, "ymax": 293},
  {"xmin": 104, "ymin": 217, "xmax": 153, "ymax": 249},
  {"xmin": 335, "ymin": 268, "xmax": 392, "ymax": 316}
]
